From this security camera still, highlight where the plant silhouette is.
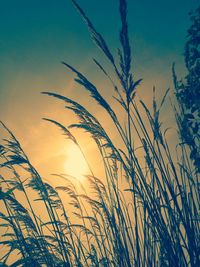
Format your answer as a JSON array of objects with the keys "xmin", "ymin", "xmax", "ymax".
[{"xmin": 0, "ymin": 1, "xmax": 199, "ymax": 266}]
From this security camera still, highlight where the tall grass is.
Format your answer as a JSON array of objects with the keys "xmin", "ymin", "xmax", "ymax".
[{"xmin": 0, "ymin": 0, "xmax": 199, "ymax": 266}]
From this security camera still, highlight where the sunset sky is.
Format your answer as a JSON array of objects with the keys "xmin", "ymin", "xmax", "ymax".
[{"xmin": 0, "ymin": 0, "xmax": 198, "ymax": 181}]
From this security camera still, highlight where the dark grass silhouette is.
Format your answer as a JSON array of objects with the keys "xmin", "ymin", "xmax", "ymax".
[{"xmin": 0, "ymin": 0, "xmax": 199, "ymax": 266}]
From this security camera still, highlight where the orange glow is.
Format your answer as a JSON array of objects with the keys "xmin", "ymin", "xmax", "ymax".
[{"xmin": 64, "ymin": 143, "xmax": 89, "ymax": 180}]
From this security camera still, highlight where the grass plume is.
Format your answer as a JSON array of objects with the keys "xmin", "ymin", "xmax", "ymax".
[{"xmin": 0, "ymin": 1, "xmax": 199, "ymax": 266}]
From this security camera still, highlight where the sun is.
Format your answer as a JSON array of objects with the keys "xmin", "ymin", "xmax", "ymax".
[{"xmin": 64, "ymin": 143, "xmax": 89, "ymax": 180}]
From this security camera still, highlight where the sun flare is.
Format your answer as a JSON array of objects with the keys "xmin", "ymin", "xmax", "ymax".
[{"xmin": 64, "ymin": 143, "xmax": 89, "ymax": 180}]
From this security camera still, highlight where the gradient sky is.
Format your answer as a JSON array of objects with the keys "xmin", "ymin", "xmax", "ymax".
[{"xmin": 0, "ymin": 0, "xmax": 199, "ymax": 180}]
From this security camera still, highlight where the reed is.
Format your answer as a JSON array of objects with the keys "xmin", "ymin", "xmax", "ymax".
[{"xmin": 0, "ymin": 0, "xmax": 199, "ymax": 266}]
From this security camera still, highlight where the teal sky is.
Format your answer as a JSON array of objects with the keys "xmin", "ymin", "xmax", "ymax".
[
  {"xmin": 0, "ymin": 0, "xmax": 198, "ymax": 81},
  {"xmin": 0, "ymin": 0, "xmax": 199, "ymax": 177}
]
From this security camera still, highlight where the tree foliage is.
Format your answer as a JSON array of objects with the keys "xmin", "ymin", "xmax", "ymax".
[{"xmin": 174, "ymin": 6, "xmax": 200, "ymax": 172}]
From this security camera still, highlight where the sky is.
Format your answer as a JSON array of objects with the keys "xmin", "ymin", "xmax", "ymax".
[{"xmin": 0, "ymin": 0, "xmax": 199, "ymax": 180}]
